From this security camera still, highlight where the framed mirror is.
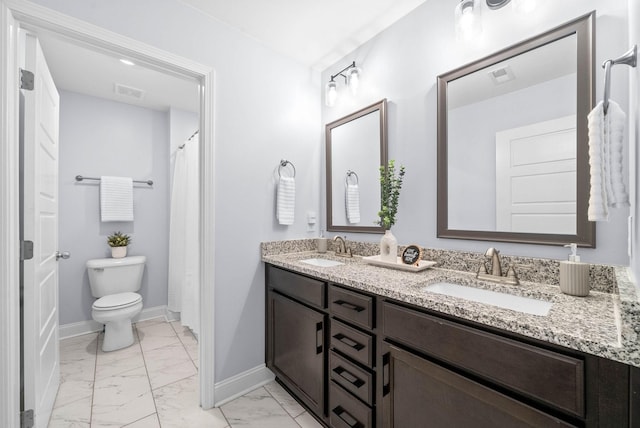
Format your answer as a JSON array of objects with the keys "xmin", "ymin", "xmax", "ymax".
[
  {"xmin": 326, "ymin": 99, "xmax": 387, "ymax": 233},
  {"xmin": 437, "ymin": 12, "xmax": 595, "ymax": 246}
]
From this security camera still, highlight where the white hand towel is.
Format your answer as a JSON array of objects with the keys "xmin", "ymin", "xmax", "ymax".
[
  {"xmin": 346, "ymin": 183, "xmax": 361, "ymax": 224},
  {"xmin": 100, "ymin": 176, "xmax": 134, "ymax": 222},
  {"xmin": 588, "ymin": 100, "xmax": 629, "ymax": 222},
  {"xmin": 276, "ymin": 176, "xmax": 295, "ymax": 225}
]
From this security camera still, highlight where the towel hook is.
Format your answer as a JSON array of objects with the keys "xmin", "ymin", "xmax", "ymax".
[
  {"xmin": 603, "ymin": 45, "xmax": 637, "ymax": 114},
  {"xmin": 345, "ymin": 170, "xmax": 359, "ymax": 185},
  {"xmin": 278, "ymin": 159, "xmax": 296, "ymax": 178}
]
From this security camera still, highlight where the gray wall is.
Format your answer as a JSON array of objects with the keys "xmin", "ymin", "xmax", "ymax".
[
  {"xmin": 32, "ymin": 0, "xmax": 321, "ymax": 383},
  {"xmin": 321, "ymin": 0, "xmax": 631, "ymax": 265},
  {"xmin": 58, "ymin": 90, "xmax": 170, "ymax": 325}
]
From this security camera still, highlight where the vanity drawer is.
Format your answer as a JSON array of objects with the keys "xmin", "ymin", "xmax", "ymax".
[
  {"xmin": 330, "ymin": 381, "xmax": 373, "ymax": 428},
  {"xmin": 330, "ymin": 351, "xmax": 374, "ymax": 405},
  {"xmin": 267, "ymin": 265, "xmax": 325, "ymax": 308},
  {"xmin": 331, "ymin": 319, "xmax": 374, "ymax": 367},
  {"xmin": 329, "ymin": 285, "xmax": 374, "ymax": 330},
  {"xmin": 382, "ymin": 302, "xmax": 585, "ymax": 417}
]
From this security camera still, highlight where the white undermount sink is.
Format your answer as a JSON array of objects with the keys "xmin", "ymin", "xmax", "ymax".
[
  {"xmin": 300, "ymin": 258, "xmax": 344, "ymax": 267},
  {"xmin": 423, "ymin": 282, "xmax": 552, "ymax": 316}
]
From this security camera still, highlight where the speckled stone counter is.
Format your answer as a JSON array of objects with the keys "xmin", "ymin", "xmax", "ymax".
[{"xmin": 261, "ymin": 239, "xmax": 640, "ymax": 368}]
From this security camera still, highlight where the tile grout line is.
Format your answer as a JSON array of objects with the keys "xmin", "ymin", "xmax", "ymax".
[
  {"xmin": 89, "ymin": 332, "xmax": 99, "ymax": 426},
  {"xmin": 134, "ymin": 325, "xmax": 162, "ymax": 427},
  {"xmin": 263, "ymin": 385, "xmax": 308, "ymax": 427}
]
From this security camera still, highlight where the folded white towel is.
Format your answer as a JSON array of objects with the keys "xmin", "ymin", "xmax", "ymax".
[
  {"xmin": 100, "ymin": 176, "xmax": 134, "ymax": 222},
  {"xmin": 276, "ymin": 176, "xmax": 295, "ymax": 225},
  {"xmin": 346, "ymin": 183, "xmax": 360, "ymax": 224},
  {"xmin": 588, "ymin": 100, "xmax": 629, "ymax": 222}
]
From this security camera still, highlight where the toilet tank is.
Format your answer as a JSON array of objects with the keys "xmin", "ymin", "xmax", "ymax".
[{"xmin": 86, "ymin": 256, "xmax": 146, "ymax": 298}]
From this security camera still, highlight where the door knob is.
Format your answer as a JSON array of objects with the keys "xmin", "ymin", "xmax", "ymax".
[{"xmin": 55, "ymin": 251, "xmax": 71, "ymax": 261}]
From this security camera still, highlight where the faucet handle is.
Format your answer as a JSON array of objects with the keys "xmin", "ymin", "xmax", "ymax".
[{"xmin": 477, "ymin": 263, "xmax": 488, "ymax": 275}]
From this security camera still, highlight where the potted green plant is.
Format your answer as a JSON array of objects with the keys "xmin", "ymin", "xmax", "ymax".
[
  {"xmin": 107, "ymin": 231, "xmax": 131, "ymax": 258},
  {"xmin": 376, "ymin": 159, "xmax": 405, "ymax": 263}
]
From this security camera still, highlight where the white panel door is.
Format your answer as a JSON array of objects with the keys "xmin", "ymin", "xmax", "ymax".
[
  {"xmin": 495, "ymin": 116, "xmax": 576, "ymax": 234},
  {"xmin": 22, "ymin": 33, "xmax": 61, "ymax": 428}
]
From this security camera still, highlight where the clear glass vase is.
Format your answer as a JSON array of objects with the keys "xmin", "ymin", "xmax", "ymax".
[{"xmin": 379, "ymin": 230, "xmax": 398, "ymax": 263}]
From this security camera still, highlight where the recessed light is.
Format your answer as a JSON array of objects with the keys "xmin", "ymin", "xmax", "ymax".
[{"xmin": 119, "ymin": 59, "xmax": 135, "ymax": 66}]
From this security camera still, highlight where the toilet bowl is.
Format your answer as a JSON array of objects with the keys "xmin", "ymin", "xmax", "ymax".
[
  {"xmin": 92, "ymin": 292, "xmax": 143, "ymax": 351},
  {"xmin": 86, "ymin": 256, "xmax": 146, "ymax": 352}
]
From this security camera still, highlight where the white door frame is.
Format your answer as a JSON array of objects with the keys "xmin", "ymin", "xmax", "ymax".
[{"xmin": 0, "ymin": 1, "xmax": 216, "ymax": 425}]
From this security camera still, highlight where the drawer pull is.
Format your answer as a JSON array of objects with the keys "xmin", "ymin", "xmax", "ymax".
[
  {"xmin": 334, "ymin": 333, "xmax": 365, "ymax": 351},
  {"xmin": 332, "ymin": 406, "xmax": 363, "ymax": 428},
  {"xmin": 333, "ymin": 366, "xmax": 365, "ymax": 388},
  {"xmin": 316, "ymin": 322, "xmax": 324, "ymax": 354},
  {"xmin": 382, "ymin": 353, "xmax": 390, "ymax": 396},
  {"xmin": 334, "ymin": 299, "xmax": 365, "ymax": 312}
]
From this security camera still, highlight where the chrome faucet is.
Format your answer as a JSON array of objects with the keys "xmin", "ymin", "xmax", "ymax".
[
  {"xmin": 333, "ymin": 235, "xmax": 352, "ymax": 258},
  {"xmin": 476, "ymin": 247, "xmax": 519, "ymax": 285}
]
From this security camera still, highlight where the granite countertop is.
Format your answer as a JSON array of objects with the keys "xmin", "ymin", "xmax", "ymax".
[{"xmin": 262, "ymin": 249, "xmax": 640, "ymax": 368}]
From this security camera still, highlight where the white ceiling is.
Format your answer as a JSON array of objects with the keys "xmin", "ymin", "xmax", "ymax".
[
  {"xmin": 179, "ymin": 0, "xmax": 427, "ymax": 70},
  {"xmin": 37, "ymin": 0, "xmax": 427, "ymax": 112}
]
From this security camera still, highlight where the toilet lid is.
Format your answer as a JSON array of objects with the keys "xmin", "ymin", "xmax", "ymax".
[{"xmin": 93, "ymin": 292, "xmax": 142, "ymax": 310}]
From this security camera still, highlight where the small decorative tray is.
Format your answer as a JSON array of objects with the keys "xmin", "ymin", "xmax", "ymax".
[{"xmin": 362, "ymin": 255, "xmax": 437, "ymax": 272}]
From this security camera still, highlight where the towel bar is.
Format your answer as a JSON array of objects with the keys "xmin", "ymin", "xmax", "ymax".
[{"xmin": 75, "ymin": 175, "xmax": 153, "ymax": 186}]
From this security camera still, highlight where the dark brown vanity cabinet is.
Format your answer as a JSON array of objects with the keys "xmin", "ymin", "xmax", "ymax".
[
  {"xmin": 266, "ymin": 264, "xmax": 639, "ymax": 428},
  {"xmin": 379, "ymin": 300, "xmax": 636, "ymax": 428},
  {"xmin": 266, "ymin": 266, "xmax": 328, "ymax": 420}
]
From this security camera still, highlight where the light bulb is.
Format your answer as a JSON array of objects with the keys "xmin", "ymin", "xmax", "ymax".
[
  {"xmin": 325, "ymin": 80, "xmax": 337, "ymax": 107},
  {"xmin": 348, "ymin": 66, "xmax": 361, "ymax": 96},
  {"xmin": 455, "ymin": 0, "xmax": 482, "ymax": 41}
]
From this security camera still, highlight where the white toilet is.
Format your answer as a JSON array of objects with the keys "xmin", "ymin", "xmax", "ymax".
[{"xmin": 86, "ymin": 256, "xmax": 146, "ymax": 352}]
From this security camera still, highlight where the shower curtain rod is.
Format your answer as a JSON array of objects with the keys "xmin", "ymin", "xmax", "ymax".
[{"xmin": 179, "ymin": 130, "xmax": 199, "ymax": 149}]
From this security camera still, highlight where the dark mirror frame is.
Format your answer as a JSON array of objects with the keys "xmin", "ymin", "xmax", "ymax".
[
  {"xmin": 437, "ymin": 12, "xmax": 595, "ymax": 247},
  {"xmin": 326, "ymin": 99, "xmax": 388, "ymax": 233}
]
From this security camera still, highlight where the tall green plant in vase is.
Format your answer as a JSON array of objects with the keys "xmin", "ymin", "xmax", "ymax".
[{"xmin": 376, "ymin": 160, "xmax": 405, "ymax": 263}]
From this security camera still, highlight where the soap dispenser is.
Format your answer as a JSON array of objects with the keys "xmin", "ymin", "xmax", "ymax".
[{"xmin": 559, "ymin": 243, "xmax": 590, "ymax": 296}]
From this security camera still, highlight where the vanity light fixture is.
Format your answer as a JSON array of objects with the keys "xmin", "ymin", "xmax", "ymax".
[
  {"xmin": 325, "ymin": 61, "xmax": 362, "ymax": 107},
  {"xmin": 119, "ymin": 58, "xmax": 135, "ymax": 66}
]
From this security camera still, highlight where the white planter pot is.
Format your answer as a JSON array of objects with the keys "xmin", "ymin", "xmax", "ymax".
[
  {"xmin": 111, "ymin": 246, "xmax": 127, "ymax": 258},
  {"xmin": 379, "ymin": 230, "xmax": 398, "ymax": 263}
]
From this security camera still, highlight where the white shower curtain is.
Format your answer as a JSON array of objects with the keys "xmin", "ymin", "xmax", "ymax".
[{"xmin": 168, "ymin": 137, "xmax": 200, "ymax": 337}]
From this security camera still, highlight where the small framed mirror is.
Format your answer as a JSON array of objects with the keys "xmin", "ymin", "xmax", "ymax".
[
  {"xmin": 437, "ymin": 13, "xmax": 595, "ymax": 246},
  {"xmin": 326, "ymin": 99, "xmax": 387, "ymax": 233}
]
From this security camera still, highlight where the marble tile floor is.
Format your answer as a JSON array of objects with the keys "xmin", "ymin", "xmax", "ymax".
[{"xmin": 49, "ymin": 318, "xmax": 322, "ymax": 428}]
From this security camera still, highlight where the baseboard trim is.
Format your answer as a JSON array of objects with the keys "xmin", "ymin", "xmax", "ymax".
[
  {"xmin": 214, "ymin": 365, "xmax": 275, "ymax": 407},
  {"xmin": 59, "ymin": 305, "xmax": 168, "ymax": 339}
]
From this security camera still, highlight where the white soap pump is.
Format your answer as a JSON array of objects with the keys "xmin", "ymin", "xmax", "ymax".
[{"xmin": 563, "ymin": 243, "xmax": 581, "ymax": 262}]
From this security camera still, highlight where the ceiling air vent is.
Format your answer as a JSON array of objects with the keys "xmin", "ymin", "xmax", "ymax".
[{"xmin": 114, "ymin": 83, "xmax": 145, "ymax": 99}]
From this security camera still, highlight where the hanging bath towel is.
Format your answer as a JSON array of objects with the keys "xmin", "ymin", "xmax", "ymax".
[
  {"xmin": 276, "ymin": 176, "xmax": 295, "ymax": 225},
  {"xmin": 100, "ymin": 176, "xmax": 133, "ymax": 222},
  {"xmin": 587, "ymin": 100, "xmax": 629, "ymax": 222}
]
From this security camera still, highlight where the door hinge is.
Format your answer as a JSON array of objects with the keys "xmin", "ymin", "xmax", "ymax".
[
  {"xmin": 20, "ymin": 69, "xmax": 34, "ymax": 91},
  {"xmin": 20, "ymin": 409, "xmax": 34, "ymax": 428},
  {"xmin": 21, "ymin": 240, "xmax": 34, "ymax": 261}
]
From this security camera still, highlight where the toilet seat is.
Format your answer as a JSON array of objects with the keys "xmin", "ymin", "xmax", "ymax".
[{"xmin": 93, "ymin": 292, "xmax": 142, "ymax": 311}]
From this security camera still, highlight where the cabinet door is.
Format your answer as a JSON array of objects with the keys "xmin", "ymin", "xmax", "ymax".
[
  {"xmin": 268, "ymin": 291, "xmax": 326, "ymax": 417},
  {"xmin": 382, "ymin": 345, "xmax": 577, "ymax": 428}
]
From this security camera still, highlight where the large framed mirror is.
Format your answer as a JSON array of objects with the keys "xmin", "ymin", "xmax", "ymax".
[
  {"xmin": 437, "ymin": 12, "xmax": 595, "ymax": 246},
  {"xmin": 326, "ymin": 99, "xmax": 387, "ymax": 233}
]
